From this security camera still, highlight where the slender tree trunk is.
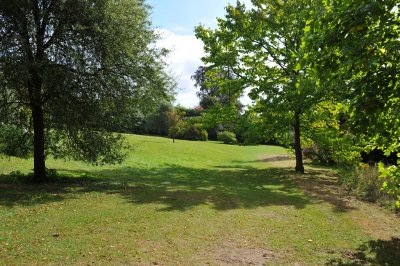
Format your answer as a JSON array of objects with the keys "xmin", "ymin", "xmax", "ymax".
[
  {"xmin": 293, "ymin": 111, "xmax": 304, "ymax": 173},
  {"xmin": 31, "ymin": 103, "xmax": 46, "ymax": 182}
]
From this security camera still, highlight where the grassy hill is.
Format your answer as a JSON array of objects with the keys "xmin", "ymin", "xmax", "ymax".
[{"xmin": 1, "ymin": 134, "xmax": 399, "ymax": 265}]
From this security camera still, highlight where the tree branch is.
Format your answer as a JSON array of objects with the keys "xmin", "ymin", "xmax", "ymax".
[{"xmin": 256, "ymin": 40, "xmax": 291, "ymax": 76}]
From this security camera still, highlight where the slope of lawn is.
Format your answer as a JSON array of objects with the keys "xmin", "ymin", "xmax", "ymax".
[{"xmin": 0, "ymin": 134, "xmax": 399, "ymax": 265}]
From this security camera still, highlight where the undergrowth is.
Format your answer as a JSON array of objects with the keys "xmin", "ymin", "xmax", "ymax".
[{"xmin": 338, "ymin": 163, "xmax": 399, "ymax": 212}]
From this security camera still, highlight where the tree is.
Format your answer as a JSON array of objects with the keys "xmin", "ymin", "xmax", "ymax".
[
  {"xmin": 196, "ymin": 0, "xmax": 328, "ymax": 173},
  {"xmin": 192, "ymin": 65, "xmax": 241, "ymax": 109},
  {"xmin": 308, "ymin": 0, "xmax": 400, "ymax": 205},
  {"xmin": 166, "ymin": 109, "xmax": 184, "ymax": 143},
  {"xmin": 237, "ymin": 104, "xmax": 293, "ymax": 146},
  {"xmin": 0, "ymin": 0, "xmax": 174, "ymax": 182},
  {"xmin": 145, "ymin": 103, "xmax": 174, "ymax": 136},
  {"xmin": 201, "ymin": 102, "xmax": 240, "ymax": 134}
]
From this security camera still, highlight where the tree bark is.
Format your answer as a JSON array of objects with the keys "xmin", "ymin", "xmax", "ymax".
[
  {"xmin": 293, "ymin": 111, "xmax": 304, "ymax": 173},
  {"xmin": 31, "ymin": 103, "xmax": 46, "ymax": 182},
  {"xmin": 29, "ymin": 57, "xmax": 46, "ymax": 182}
]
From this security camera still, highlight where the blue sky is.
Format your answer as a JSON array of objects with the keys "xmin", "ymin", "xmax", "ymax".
[
  {"xmin": 148, "ymin": 0, "xmax": 238, "ymax": 33},
  {"xmin": 147, "ymin": 0, "xmax": 252, "ymax": 107}
]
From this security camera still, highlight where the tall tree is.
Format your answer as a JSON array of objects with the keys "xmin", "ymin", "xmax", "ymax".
[
  {"xmin": 196, "ymin": 0, "xmax": 327, "ymax": 173},
  {"xmin": 0, "ymin": 0, "xmax": 174, "ymax": 182},
  {"xmin": 308, "ymin": 0, "xmax": 400, "ymax": 204}
]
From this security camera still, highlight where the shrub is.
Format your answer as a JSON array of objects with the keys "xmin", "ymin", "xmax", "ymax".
[
  {"xmin": 145, "ymin": 103, "xmax": 173, "ymax": 136},
  {"xmin": 379, "ymin": 163, "xmax": 400, "ymax": 209},
  {"xmin": 172, "ymin": 122, "xmax": 207, "ymax": 141},
  {"xmin": 303, "ymin": 131, "xmax": 361, "ymax": 166},
  {"xmin": 339, "ymin": 163, "xmax": 398, "ymax": 210},
  {"xmin": 217, "ymin": 131, "xmax": 237, "ymax": 144},
  {"xmin": 183, "ymin": 125, "xmax": 206, "ymax": 141},
  {"xmin": 303, "ymin": 146, "xmax": 318, "ymax": 160}
]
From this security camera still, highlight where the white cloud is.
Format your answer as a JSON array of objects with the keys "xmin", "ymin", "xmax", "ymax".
[
  {"xmin": 156, "ymin": 28, "xmax": 253, "ymax": 108},
  {"xmin": 156, "ymin": 29, "xmax": 204, "ymax": 108}
]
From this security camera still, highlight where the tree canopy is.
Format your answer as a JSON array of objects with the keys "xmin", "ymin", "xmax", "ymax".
[
  {"xmin": 0, "ymin": 0, "xmax": 175, "ymax": 181},
  {"xmin": 309, "ymin": 0, "xmax": 399, "ymax": 153}
]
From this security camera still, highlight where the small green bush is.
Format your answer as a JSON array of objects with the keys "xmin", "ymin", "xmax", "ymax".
[{"xmin": 217, "ymin": 131, "xmax": 237, "ymax": 144}]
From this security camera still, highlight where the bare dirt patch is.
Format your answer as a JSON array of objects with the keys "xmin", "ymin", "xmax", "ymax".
[{"xmin": 203, "ymin": 243, "xmax": 280, "ymax": 265}]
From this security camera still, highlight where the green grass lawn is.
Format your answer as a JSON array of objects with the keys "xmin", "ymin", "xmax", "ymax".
[{"xmin": 1, "ymin": 134, "xmax": 399, "ymax": 265}]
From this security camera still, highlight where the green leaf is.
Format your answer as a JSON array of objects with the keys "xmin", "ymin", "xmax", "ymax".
[{"xmin": 295, "ymin": 63, "xmax": 302, "ymax": 72}]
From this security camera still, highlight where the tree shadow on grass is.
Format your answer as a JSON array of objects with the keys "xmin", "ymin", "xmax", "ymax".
[
  {"xmin": 289, "ymin": 167, "xmax": 357, "ymax": 213},
  {"xmin": 0, "ymin": 173, "xmax": 100, "ymax": 208},
  {"xmin": 74, "ymin": 164, "xmax": 311, "ymax": 211},
  {"xmin": 225, "ymin": 159, "xmax": 357, "ymax": 213},
  {"xmin": 0, "ymin": 164, "xmax": 311, "ymax": 211},
  {"xmin": 327, "ymin": 237, "xmax": 400, "ymax": 266}
]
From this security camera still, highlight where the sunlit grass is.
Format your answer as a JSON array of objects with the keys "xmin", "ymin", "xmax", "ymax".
[{"xmin": 0, "ymin": 135, "xmax": 399, "ymax": 264}]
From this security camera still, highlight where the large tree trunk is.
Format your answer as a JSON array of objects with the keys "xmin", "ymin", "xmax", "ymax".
[
  {"xmin": 293, "ymin": 111, "xmax": 304, "ymax": 173},
  {"xmin": 29, "ymin": 56, "xmax": 47, "ymax": 182},
  {"xmin": 31, "ymin": 103, "xmax": 46, "ymax": 182}
]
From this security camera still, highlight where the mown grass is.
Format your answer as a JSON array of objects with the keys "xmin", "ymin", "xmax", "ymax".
[{"xmin": 0, "ymin": 134, "xmax": 399, "ymax": 265}]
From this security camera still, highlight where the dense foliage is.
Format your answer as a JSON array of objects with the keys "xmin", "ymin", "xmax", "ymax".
[
  {"xmin": 173, "ymin": 123, "xmax": 208, "ymax": 142},
  {"xmin": 145, "ymin": 103, "xmax": 174, "ymax": 136}
]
